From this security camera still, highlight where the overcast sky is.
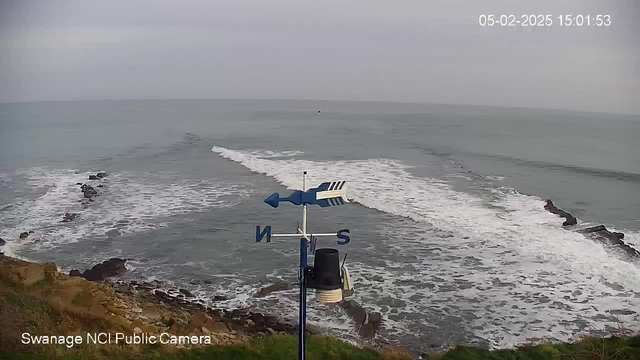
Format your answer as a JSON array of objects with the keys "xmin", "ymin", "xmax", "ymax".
[{"xmin": 0, "ymin": 0, "xmax": 638, "ymax": 114}]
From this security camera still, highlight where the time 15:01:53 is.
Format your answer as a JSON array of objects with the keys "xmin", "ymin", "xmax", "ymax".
[{"xmin": 478, "ymin": 14, "xmax": 611, "ymax": 27}]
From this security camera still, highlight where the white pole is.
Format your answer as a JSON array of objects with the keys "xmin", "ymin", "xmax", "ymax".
[{"xmin": 302, "ymin": 171, "xmax": 308, "ymax": 240}]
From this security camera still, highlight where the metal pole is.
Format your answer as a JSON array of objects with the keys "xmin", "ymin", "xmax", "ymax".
[
  {"xmin": 302, "ymin": 171, "xmax": 307, "ymax": 238},
  {"xmin": 298, "ymin": 237, "xmax": 307, "ymax": 360}
]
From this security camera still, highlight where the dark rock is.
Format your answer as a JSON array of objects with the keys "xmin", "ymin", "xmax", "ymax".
[
  {"xmin": 62, "ymin": 213, "xmax": 79, "ymax": 223},
  {"xmin": 89, "ymin": 175, "xmax": 98, "ymax": 180},
  {"xmin": 96, "ymin": 172, "xmax": 108, "ymax": 178},
  {"xmin": 19, "ymin": 232, "xmax": 30, "ymax": 239},
  {"xmin": 543, "ymin": 201, "xmax": 637, "ymax": 257},
  {"xmin": 578, "ymin": 225, "xmax": 607, "ymax": 233},
  {"xmin": 179, "ymin": 288, "xmax": 195, "ymax": 298},
  {"xmin": 97, "ymin": 185, "xmax": 104, "ymax": 188},
  {"xmin": 255, "ymin": 280, "xmax": 293, "ymax": 297},
  {"xmin": 28, "ymin": 231, "xmax": 34, "ymax": 234},
  {"xmin": 339, "ymin": 299, "xmax": 383, "ymax": 338},
  {"xmin": 153, "ymin": 290, "xmax": 175, "ymax": 303},
  {"xmin": 81, "ymin": 258, "xmax": 128, "ymax": 281},
  {"xmin": 105, "ymin": 229, "xmax": 120, "ymax": 237},
  {"xmin": 76, "ymin": 182, "xmax": 83, "ymax": 186},
  {"xmin": 578, "ymin": 225, "xmax": 638, "ymax": 257},
  {"xmin": 250, "ymin": 312, "xmax": 266, "ymax": 325},
  {"xmin": 609, "ymin": 309, "xmax": 636, "ymax": 316},
  {"xmin": 204, "ymin": 280, "xmax": 212, "ymax": 284},
  {"xmin": 213, "ymin": 295, "xmax": 228, "ymax": 301},
  {"xmin": 69, "ymin": 269, "xmax": 82, "ymax": 277},
  {"xmin": 359, "ymin": 312, "xmax": 383, "ymax": 338},
  {"xmin": 83, "ymin": 192, "xmax": 94, "ymax": 199},
  {"xmin": 340, "ymin": 299, "xmax": 367, "ymax": 326},
  {"xmin": 544, "ymin": 200, "xmax": 577, "ymax": 226},
  {"xmin": 0, "ymin": 238, "xmax": 5, "ymax": 246}
]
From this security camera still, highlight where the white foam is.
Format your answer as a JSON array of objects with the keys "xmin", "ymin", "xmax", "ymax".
[
  {"xmin": 212, "ymin": 145, "xmax": 640, "ymax": 348},
  {"xmin": 0, "ymin": 167, "xmax": 253, "ymax": 252}
]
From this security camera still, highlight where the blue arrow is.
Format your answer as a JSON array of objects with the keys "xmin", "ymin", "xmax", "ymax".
[{"xmin": 264, "ymin": 182, "xmax": 348, "ymax": 208}]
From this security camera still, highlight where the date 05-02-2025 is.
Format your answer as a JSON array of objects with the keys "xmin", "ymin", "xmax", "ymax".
[{"xmin": 479, "ymin": 14, "xmax": 611, "ymax": 27}]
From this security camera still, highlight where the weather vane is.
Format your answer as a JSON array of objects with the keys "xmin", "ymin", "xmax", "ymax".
[{"xmin": 255, "ymin": 171, "xmax": 353, "ymax": 360}]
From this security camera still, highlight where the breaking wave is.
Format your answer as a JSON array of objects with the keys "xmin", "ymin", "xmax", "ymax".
[{"xmin": 212, "ymin": 145, "xmax": 640, "ymax": 348}]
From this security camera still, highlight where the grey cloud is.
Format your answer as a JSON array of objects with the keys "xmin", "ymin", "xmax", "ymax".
[{"xmin": 0, "ymin": 0, "xmax": 638, "ymax": 114}]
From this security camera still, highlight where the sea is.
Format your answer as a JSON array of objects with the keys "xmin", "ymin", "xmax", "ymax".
[{"xmin": 1, "ymin": 99, "xmax": 639, "ymax": 353}]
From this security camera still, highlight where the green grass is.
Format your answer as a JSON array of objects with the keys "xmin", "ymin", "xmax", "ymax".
[
  {"xmin": 0, "ymin": 335, "xmax": 398, "ymax": 360},
  {"xmin": 1, "ymin": 258, "xmax": 639, "ymax": 360},
  {"xmin": 422, "ymin": 336, "xmax": 640, "ymax": 360},
  {"xmin": 2, "ymin": 335, "xmax": 640, "ymax": 360}
]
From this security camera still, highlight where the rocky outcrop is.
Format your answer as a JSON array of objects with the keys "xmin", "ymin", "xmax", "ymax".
[
  {"xmin": 179, "ymin": 288, "xmax": 195, "ymax": 298},
  {"xmin": 0, "ymin": 238, "xmax": 6, "ymax": 246},
  {"xmin": 0, "ymin": 256, "xmax": 251, "ymax": 352},
  {"xmin": 80, "ymin": 184, "xmax": 98, "ymax": 199},
  {"xmin": 68, "ymin": 269, "xmax": 82, "ymax": 277},
  {"xmin": 61, "ymin": 213, "xmax": 79, "ymax": 223},
  {"xmin": 70, "ymin": 258, "xmax": 128, "ymax": 281},
  {"xmin": 89, "ymin": 175, "xmax": 98, "ymax": 180},
  {"xmin": 544, "ymin": 200, "xmax": 638, "ymax": 257},
  {"xmin": 255, "ymin": 280, "xmax": 294, "ymax": 297},
  {"xmin": 96, "ymin": 172, "xmax": 108, "ymax": 178},
  {"xmin": 19, "ymin": 232, "xmax": 30, "ymax": 239},
  {"xmin": 136, "ymin": 286, "xmax": 308, "ymax": 336},
  {"xmin": 577, "ymin": 225, "xmax": 639, "ymax": 257},
  {"xmin": 339, "ymin": 299, "xmax": 383, "ymax": 338},
  {"xmin": 544, "ymin": 200, "xmax": 577, "ymax": 226}
]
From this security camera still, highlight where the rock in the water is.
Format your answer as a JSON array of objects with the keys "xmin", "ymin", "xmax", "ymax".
[
  {"xmin": 0, "ymin": 238, "xmax": 5, "ymax": 246},
  {"xmin": 340, "ymin": 299, "xmax": 367, "ymax": 326},
  {"xmin": 255, "ymin": 280, "xmax": 293, "ymax": 297},
  {"xmin": 544, "ymin": 200, "xmax": 577, "ymax": 226},
  {"xmin": 213, "ymin": 295, "xmax": 229, "ymax": 301},
  {"xmin": 359, "ymin": 312, "xmax": 383, "ymax": 338},
  {"xmin": 76, "ymin": 182, "xmax": 83, "ymax": 186},
  {"xmin": 69, "ymin": 269, "xmax": 82, "ymax": 277},
  {"xmin": 81, "ymin": 258, "xmax": 128, "ymax": 281},
  {"xmin": 96, "ymin": 172, "xmax": 108, "ymax": 178},
  {"xmin": 179, "ymin": 288, "xmax": 195, "ymax": 298},
  {"xmin": 81, "ymin": 184, "xmax": 98, "ymax": 199},
  {"xmin": 105, "ymin": 229, "xmax": 120, "ymax": 237},
  {"xmin": 62, "ymin": 213, "xmax": 79, "ymax": 223},
  {"xmin": 89, "ymin": 175, "xmax": 98, "ymax": 180},
  {"xmin": 339, "ymin": 299, "xmax": 383, "ymax": 338},
  {"xmin": 204, "ymin": 280, "xmax": 212, "ymax": 284},
  {"xmin": 19, "ymin": 232, "xmax": 30, "ymax": 239},
  {"xmin": 578, "ymin": 225, "xmax": 638, "ymax": 257}
]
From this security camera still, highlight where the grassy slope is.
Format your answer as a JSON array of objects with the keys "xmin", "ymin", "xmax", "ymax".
[
  {"xmin": 1, "ymin": 256, "xmax": 639, "ymax": 360},
  {"xmin": 2, "ymin": 335, "xmax": 640, "ymax": 360}
]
